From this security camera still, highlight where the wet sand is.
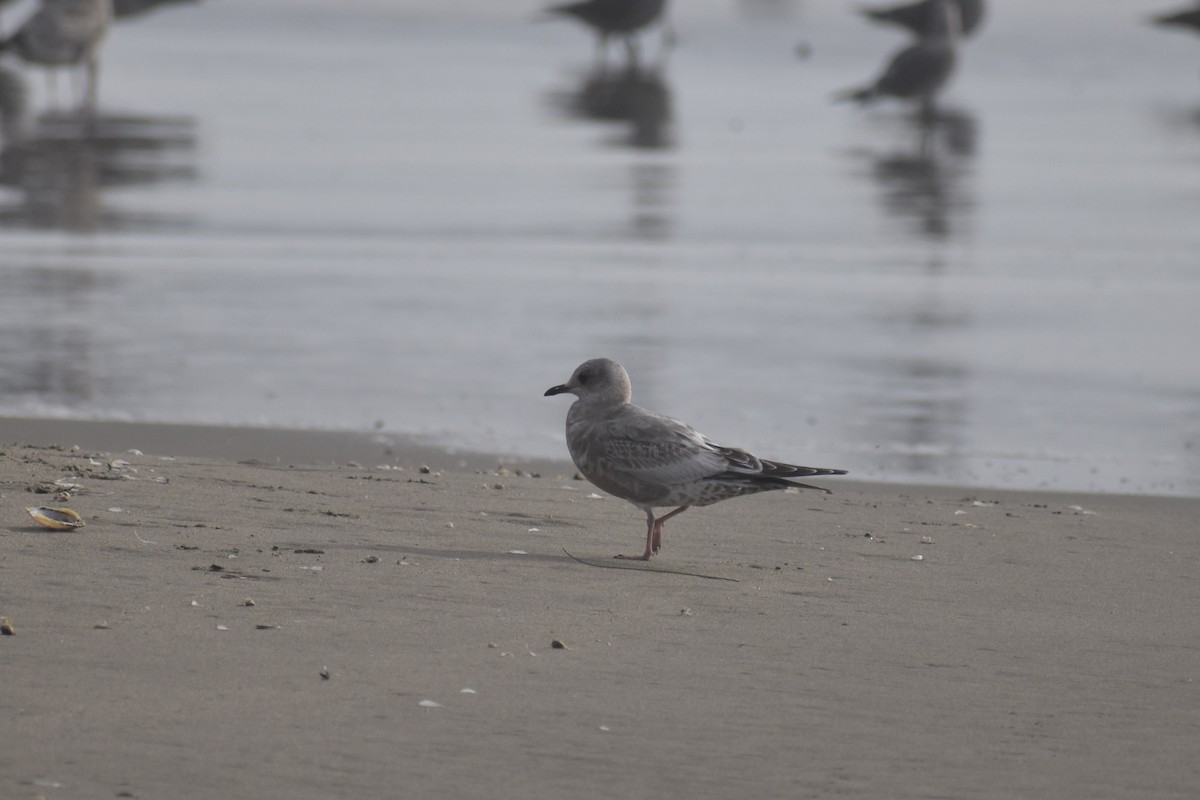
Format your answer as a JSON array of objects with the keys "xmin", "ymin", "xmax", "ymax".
[{"xmin": 1, "ymin": 420, "xmax": 1198, "ymax": 799}]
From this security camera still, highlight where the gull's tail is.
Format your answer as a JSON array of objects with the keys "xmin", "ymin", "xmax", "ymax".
[
  {"xmin": 710, "ymin": 470, "xmax": 846, "ymax": 494},
  {"xmin": 711, "ymin": 454, "xmax": 848, "ymax": 494},
  {"xmin": 759, "ymin": 461, "xmax": 848, "ymax": 480},
  {"xmin": 760, "ymin": 462, "xmax": 848, "ymax": 493},
  {"xmin": 708, "ymin": 442, "xmax": 847, "ymax": 493}
]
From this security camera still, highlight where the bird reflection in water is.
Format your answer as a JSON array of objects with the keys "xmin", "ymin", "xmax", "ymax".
[
  {"xmin": 842, "ymin": 106, "xmax": 980, "ymax": 481},
  {"xmin": 0, "ymin": 262, "xmax": 99, "ymax": 408},
  {"xmin": 548, "ymin": 63, "xmax": 677, "ymax": 240},
  {"xmin": 858, "ymin": 348, "xmax": 972, "ymax": 480},
  {"xmin": 0, "ymin": 64, "xmax": 197, "ymax": 232},
  {"xmin": 554, "ymin": 62, "xmax": 673, "ymax": 149},
  {"xmin": 854, "ymin": 106, "xmax": 977, "ymax": 242}
]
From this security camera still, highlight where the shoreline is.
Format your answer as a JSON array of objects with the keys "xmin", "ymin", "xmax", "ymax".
[
  {"xmin": 2, "ymin": 415, "xmax": 1194, "ymax": 502},
  {"xmin": 0, "ymin": 416, "xmax": 572, "ymax": 476}
]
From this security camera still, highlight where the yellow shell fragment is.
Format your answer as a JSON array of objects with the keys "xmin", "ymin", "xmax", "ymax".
[{"xmin": 25, "ymin": 506, "xmax": 86, "ymax": 530}]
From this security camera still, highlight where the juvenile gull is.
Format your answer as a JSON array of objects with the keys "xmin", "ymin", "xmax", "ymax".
[
  {"xmin": 837, "ymin": 0, "xmax": 960, "ymax": 112},
  {"xmin": 545, "ymin": 358, "xmax": 846, "ymax": 561}
]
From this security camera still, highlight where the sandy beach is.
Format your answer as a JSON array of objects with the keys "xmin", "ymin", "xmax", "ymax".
[{"xmin": 2, "ymin": 419, "xmax": 1197, "ymax": 799}]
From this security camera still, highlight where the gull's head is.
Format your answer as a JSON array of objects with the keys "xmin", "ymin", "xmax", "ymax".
[{"xmin": 544, "ymin": 358, "xmax": 632, "ymax": 406}]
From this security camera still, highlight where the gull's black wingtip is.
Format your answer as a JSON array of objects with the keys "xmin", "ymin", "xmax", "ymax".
[{"xmin": 793, "ymin": 468, "xmax": 848, "ymax": 494}]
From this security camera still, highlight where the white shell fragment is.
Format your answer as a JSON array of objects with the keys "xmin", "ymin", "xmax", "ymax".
[
  {"xmin": 418, "ymin": 699, "xmax": 443, "ymax": 708},
  {"xmin": 25, "ymin": 507, "xmax": 85, "ymax": 530}
]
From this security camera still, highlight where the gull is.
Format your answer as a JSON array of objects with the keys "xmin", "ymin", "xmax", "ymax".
[
  {"xmin": 545, "ymin": 358, "xmax": 846, "ymax": 561},
  {"xmin": 543, "ymin": 0, "xmax": 669, "ymax": 65},
  {"xmin": 837, "ymin": 0, "xmax": 960, "ymax": 112},
  {"xmin": 859, "ymin": 0, "xmax": 985, "ymax": 39},
  {"xmin": 1, "ymin": 0, "xmax": 113, "ymax": 112}
]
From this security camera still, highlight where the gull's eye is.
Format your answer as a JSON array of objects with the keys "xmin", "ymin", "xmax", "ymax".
[{"xmin": 577, "ymin": 372, "xmax": 590, "ymax": 385}]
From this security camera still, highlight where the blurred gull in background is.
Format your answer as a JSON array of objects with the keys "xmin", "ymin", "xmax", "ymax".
[
  {"xmin": 542, "ymin": 0, "xmax": 670, "ymax": 66},
  {"xmin": 1152, "ymin": 4, "xmax": 1200, "ymax": 36},
  {"xmin": 859, "ymin": 0, "xmax": 985, "ymax": 39},
  {"xmin": 837, "ymin": 0, "xmax": 960, "ymax": 112},
  {"xmin": 0, "ymin": 0, "xmax": 112, "ymax": 112}
]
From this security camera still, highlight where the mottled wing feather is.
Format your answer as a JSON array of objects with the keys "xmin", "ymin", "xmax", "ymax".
[{"xmin": 590, "ymin": 413, "xmax": 728, "ymax": 483}]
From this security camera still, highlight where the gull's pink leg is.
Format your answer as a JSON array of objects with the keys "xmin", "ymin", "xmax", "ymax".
[
  {"xmin": 651, "ymin": 506, "xmax": 689, "ymax": 553},
  {"xmin": 617, "ymin": 506, "xmax": 690, "ymax": 560},
  {"xmin": 616, "ymin": 509, "xmax": 658, "ymax": 560}
]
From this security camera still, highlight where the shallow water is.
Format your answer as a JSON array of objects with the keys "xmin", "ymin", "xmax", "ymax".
[{"xmin": 0, "ymin": 0, "xmax": 1198, "ymax": 496}]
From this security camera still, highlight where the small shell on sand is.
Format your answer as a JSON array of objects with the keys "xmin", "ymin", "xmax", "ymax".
[{"xmin": 25, "ymin": 507, "xmax": 85, "ymax": 530}]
